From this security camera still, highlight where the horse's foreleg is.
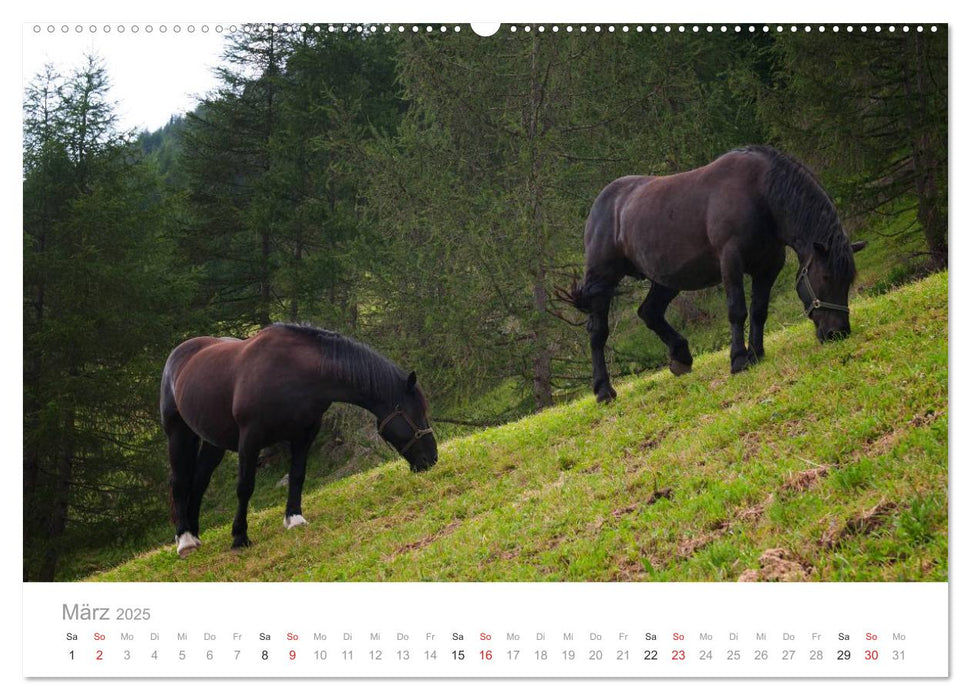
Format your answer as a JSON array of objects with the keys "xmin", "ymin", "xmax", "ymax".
[
  {"xmin": 231, "ymin": 433, "xmax": 261, "ymax": 549},
  {"xmin": 638, "ymin": 283, "xmax": 693, "ymax": 376},
  {"xmin": 284, "ymin": 422, "xmax": 322, "ymax": 530},
  {"xmin": 188, "ymin": 442, "xmax": 225, "ymax": 539},
  {"xmin": 587, "ymin": 293, "xmax": 618, "ymax": 403},
  {"xmin": 165, "ymin": 417, "xmax": 200, "ymax": 557},
  {"xmin": 721, "ymin": 253, "xmax": 753, "ymax": 374},
  {"xmin": 748, "ymin": 258, "xmax": 784, "ymax": 360}
]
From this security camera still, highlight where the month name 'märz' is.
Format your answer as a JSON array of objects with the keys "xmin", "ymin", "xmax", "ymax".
[{"xmin": 62, "ymin": 603, "xmax": 109, "ymax": 621}]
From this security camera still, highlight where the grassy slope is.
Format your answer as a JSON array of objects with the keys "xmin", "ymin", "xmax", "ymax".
[
  {"xmin": 59, "ymin": 211, "xmax": 929, "ymax": 580},
  {"xmin": 95, "ymin": 272, "xmax": 947, "ymax": 582}
]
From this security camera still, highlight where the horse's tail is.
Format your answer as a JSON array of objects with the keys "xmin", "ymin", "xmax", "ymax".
[
  {"xmin": 556, "ymin": 175, "xmax": 635, "ymax": 314},
  {"xmin": 160, "ymin": 343, "xmax": 194, "ymax": 526},
  {"xmin": 554, "ymin": 273, "xmax": 616, "ymax": 314}
]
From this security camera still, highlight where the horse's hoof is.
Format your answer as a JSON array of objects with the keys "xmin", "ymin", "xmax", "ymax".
[
  {"xmin": 284, "ymin": 514, "xmax": 308, "ymax": 530},
  {"xmin": 595, "ymin": 387, "xmax": 617, "ymax": 403},
  {"xmin": 669, "ymin": 359, "xmax": 693, "ymax": 376},
  {"xmin": 731, "ymin": 349, "xmax": 761, "ymax": 374},
  {"xmin": 232, "ymin": 536, "xmax": 252, "ymax": 549},
  {"xmin": 176, "ymin": 532, "xmax": 199, "ymax": 558},
  {"xmin": 731, "ymin": 358, "xmax": 751, "ymax": 374}
]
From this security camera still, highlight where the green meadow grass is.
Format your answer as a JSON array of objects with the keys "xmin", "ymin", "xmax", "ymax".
[{"xmin": 94, "ymin": 272, "xmax": 947, "ymax": 582}]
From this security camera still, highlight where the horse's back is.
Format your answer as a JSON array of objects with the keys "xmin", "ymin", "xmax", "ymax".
[
  {"xmin": 591, "ymin": 151, "xmax": 774, "ymax": 289},
  {"xmin": 621, "ymin": 151, "xmax": 768, "ymax": 228}
]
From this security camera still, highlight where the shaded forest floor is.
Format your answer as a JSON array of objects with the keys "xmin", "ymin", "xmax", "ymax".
[{"xmin": 93, "ymin": 271, "xmax": 947, "ymax": 582}]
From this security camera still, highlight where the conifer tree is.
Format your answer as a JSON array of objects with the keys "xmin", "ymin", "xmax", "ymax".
[
  {"xmin": 761, "ymin": 29, "xmax": 947, "ymax": 268},
  {"xmin": 23, "ymin": 56, "xmax": 187, "ymax": 580}
]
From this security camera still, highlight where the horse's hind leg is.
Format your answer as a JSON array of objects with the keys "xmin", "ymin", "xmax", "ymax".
[
  {"xmin": 576, "ymin": 268, "xmax": 624, "ymax": 403},
  {"xmin": 587, "ymin": 290, "xmax": 619, "ymax": 403},
  {"xmin": 638, "ymin": 283, "xmax": 693, "ymax": 376},
  {"xmin": 284, "ymin": 421, "xmax": 323, "ymax": 530},
  {"xmin": 188, "ymin": 441, "xmax": 225, "ymax": 539},
  {"xmin": 164, "ymin": 415, "xmax": 200, "ymax": 557}
]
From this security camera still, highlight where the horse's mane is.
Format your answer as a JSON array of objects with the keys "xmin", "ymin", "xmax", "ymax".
[
  {"xmin": 736, "ymin": 145, "xmax": 856, "ymax": 282},
  {"xmin": 274, "ymin": 323, "xmax": 425, "ymax": 409}
]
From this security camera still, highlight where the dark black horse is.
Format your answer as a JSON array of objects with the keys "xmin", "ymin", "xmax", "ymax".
[
  {"xmin": 160, "ymin": 324, "xmax": 437, "ymax": 556},
  {"xmin": 562, "ymin": 146, "xmax": 867, "ymax": 402}
]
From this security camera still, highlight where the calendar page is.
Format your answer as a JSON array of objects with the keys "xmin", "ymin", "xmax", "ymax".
[
  {"xmin": 19, "ymin": 0, "xmax": 953, "ymax": 690},
  {"xmin": 24, "ymin": 583, "xmax": 948, "ymax": 677}
]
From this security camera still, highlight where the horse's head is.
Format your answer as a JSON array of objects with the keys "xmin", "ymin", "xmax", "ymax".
[
  {"xmin": 377, "ymin": 371, "xmax": 438, "ymax": 472},
  {"xmin": 797, "ymin": 239, "xmax": 867, "ymax": 343}
]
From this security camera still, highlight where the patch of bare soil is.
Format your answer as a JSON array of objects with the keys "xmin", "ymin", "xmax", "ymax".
[
  {"xmin": 738, "ymin": 548, "xmax": 813, "ymax": 582},
  {"xmin": 865, "ymin": 429, "xmax": 903, "ymax": 457},
  {"xmin": 611, "ymin": 553, "xmax": 658, "ymax": 581},
  {"xmin": 861, "ymin": 410, "xmax": 943, "ymax": 459},
  {"xmin": 640, "ymin": 428, "xmax": 671, "ymax": 451},
  {"xmin": 611, "ymin": 488, "xmax": 674, "ymax": 519},
  {"xmin": 820, "ymin": 501, "xmax": 899, "ymax": 549},
  {"xmin": 612, "ymin": 504, "xmax": 638, "ymax": 518},
  {"xmin": 646, "ymin": 487, "xmax": 674, "ymax": 505},
  {"xmin": 677, "ymin": 521, "xmax": 731, "ymax": 558},
  {"xmin": 738, "ymin": 495, "xmax": 772, "ymax": 521},
  {"xmin": 498, "ymin": 547, "xmax": 520, "ymax": 561},
  {"xmin": 910, "ymin": 409, "xmax": 943, "ymax": 428},
  {"xmin": 394, "ymin": 520, "xmax": 461, "ymax": 555},
  {"xmin": 783, "ymin": 465, "xmax": 830, "ymax": 493},
  {"xmin": 675, "ymin": 495, "xmax": 771, "ymax": 558}
]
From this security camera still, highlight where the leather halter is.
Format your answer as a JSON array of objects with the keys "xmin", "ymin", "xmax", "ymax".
[
  {"xmin": 796, "ymin": 258, "xmax": 850, "ymax": 317},
  {"xmin": 378, "ymin": 405, "xmax": 434, "ymax": 455}
]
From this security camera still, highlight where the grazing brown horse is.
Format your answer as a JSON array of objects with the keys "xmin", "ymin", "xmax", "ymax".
[
  {"xmin": 160, "ymin": 324, "xmax": 437, "ymax": 556},
  {"xmin": 562, "ymin": 146, "xmax": 867, "ymax": 402}
]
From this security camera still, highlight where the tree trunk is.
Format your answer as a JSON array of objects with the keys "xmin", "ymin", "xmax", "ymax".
[
  {"xmin": 904, "ymin": 34, "xmax": 948, "ymax": 269},
  {"xmin": 527, "ymin": 36, "xmax": 553, "ymax": 409},
  {"xmin": 258, "ymin": 30, "xmax": 279, "ymax": 326},
  {"xmin": 289, "ymin": 239, "xmax": 302, "ymax": 322},
  {"xmin": 259, "ymin": 228, "xmax": 272, "ymax": 326},
  {"xmin": 39, "ymin": 402, "xmax": 74, "ymax": 581},
  {"xmin": 532, "ymin": 276, "xmax": 553, "ymax": 408}
]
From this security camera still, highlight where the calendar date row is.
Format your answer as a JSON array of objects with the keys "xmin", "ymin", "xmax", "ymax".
[{"xmin": 68, "ymin": 646, "xmax": 905, "ymax": 664}]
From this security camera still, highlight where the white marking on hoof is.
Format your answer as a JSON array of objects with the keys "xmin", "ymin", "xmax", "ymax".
[
  {"xmin": 284, "ymin": 514, "xmax": 308, "ymax": 530},
  {"xmin": 176, "ymin": 532, "xmax": 199, "ymax": 558}
]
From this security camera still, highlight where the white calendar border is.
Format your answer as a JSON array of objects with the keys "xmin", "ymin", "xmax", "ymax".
[
  {"xmin": 6, "ymin": 0, "xmax": 963, "ymax": 696},
  {"xmin": 23, "ymin": 582, "xmax": 948, "ymax": 678}
]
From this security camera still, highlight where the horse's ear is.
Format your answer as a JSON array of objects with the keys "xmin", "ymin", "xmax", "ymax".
[
  {"xmin": 406, "ymin": 371, "xmax": 417, "ymax": 392},
  {"xmin": 851, "ymin": 240, "xmax": 868, "ymax": 253},
  {"xmin": 813, "ymin": 241, "xmax": 830, "ymax": 258}
]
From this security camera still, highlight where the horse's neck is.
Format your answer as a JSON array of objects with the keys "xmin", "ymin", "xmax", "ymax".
[
  {"xmin": 787, "ymin": 239, "xmax": 813, "ymax": 267},
  {"xmin": 318, "ymin": 346, "xmax": 397, "ymax": 419},
  {"xmin": 771, "ymin": 219, "xmax": 816, "ymax": 267},
  {"xmin": 340, "ymin": 389, "xmax": 393, "ymax": 420},
  {"xmin": 776, "ymin": 198, "xmax": 838, "ymax": 266}
]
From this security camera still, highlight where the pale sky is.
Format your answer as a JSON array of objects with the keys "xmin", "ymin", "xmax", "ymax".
[{"xmin": 22, "ymin": 23, "xmax": 228, "ymax": 133}]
